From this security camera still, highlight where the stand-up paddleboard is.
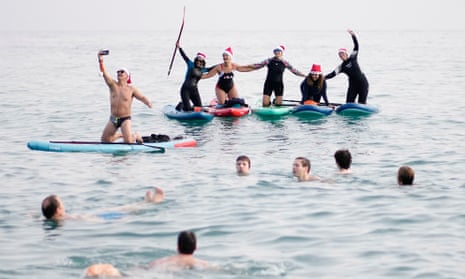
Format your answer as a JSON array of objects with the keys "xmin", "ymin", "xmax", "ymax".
[
  {"xmin": 27, "ymin": 136, "xmax": 196, "ymax": 153},
  {"xmin": 252, "ymin": 99, "xmax": 292, "ymax": 119},
  {"xmin": 335, "ymin": 103, "xmax": 379, "ymax": 116},
  {"xmin": 291, "ymin": 104, "xmax": 333, "ymax": 117},
  {"xmin": 208, "ymin": 99, "xmax": 250, "ymax": 117},
  {"xmin": 253, "ymin": 105, "xmax": 292, "ymax": 118},
  {"xmin": 163, "ymin": 105, "xmax": 213, "ymax": 122}
]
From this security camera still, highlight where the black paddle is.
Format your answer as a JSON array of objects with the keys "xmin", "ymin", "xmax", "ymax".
[
  {"xmin": 281, "ymin": 99, "xmax": 341, "ymax": 107},
  {"xmin": 167, "ymin": 7, "xmax": 186, "ymax": 76}
]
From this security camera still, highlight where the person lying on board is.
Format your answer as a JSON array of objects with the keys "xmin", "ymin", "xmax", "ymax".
[
  {"xmin": 176, "ymin": 42, "xmax": 213, "ymax": 112},
  {"xmin": 292, "ymin": 157, "xmax": 321, "ymax": 182},
  {"xmin": 41, "ymin": 187, "xmax": 164, "ymax": 222},
  {"xmin": 85, "ymin": 231, "xmax": 210, "ymax": 277},
  {"xmin": 248, "ymin": 45, "xmax": 306, "ymax": 107},
  {"xmin": 236, "ymin": 155, "xmax": 251, "ymax": 176},
  {"xmin": 98, "ymin": 50, "xmax": 153, "ymax": 143},
  {"xmin": 325, "ymin": 29, "xmax": 369, "ymax": 104},
  {"xmin": 334, "ymin": 149, "xmax": 352, "ymax": 174},
  {"xmin": 300, "ymin": 64, "xmax": 330, "ymax": 106},
  {"xmin": 397, "ymin": 166, "xmax": 415, "ymax": 185},
  {"xmin": 201, "ymin": 47, "xmax": 254, "ymax": 105}
]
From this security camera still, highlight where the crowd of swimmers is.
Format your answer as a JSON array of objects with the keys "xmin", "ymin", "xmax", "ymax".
[
  {"xmin": 40, "ymin": 151, "xmax": 414, "ymax": 277},
  {"xmin": 236, "ymin": 151, "xmax": 415, "ymax": 185}
]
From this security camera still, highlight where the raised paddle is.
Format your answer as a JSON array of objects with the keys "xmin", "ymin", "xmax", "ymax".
[{"xmin": 167, "ymin": 7, "xmax": 186, "ymax": 76}]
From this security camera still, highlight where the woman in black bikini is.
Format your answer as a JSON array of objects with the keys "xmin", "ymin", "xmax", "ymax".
[{"xmin": 202, "ymin": 47, "xmax": 254, "ymax": 105}]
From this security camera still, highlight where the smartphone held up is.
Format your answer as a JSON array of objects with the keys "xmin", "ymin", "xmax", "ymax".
[{"xmin": 99, "ymin": 49, "xmax": 110, "ymax": 55}]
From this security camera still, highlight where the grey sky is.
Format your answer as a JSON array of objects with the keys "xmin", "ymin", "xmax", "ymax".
[{"xmin": 1, "ymin": 0, "xmax": 463, "ymax": 31}]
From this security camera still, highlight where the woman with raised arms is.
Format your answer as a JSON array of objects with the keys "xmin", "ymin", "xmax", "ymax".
[{"xmin": 201, "ymin": 47, "xmax": 254, "ymax": 105}]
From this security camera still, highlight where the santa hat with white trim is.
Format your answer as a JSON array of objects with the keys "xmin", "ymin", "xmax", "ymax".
[
  {"xmin": 223, "ymin": 47, "xmax": 233, "ymax": 57},
  {"xmin": 273, "ymin": 45, "xmax": 285, "ymax": 53},
  {"xmin": 196, "ymin": 52, "xmax": 207, "ymax": 60},
  {"xmin": 117, "ymin": 67, "xmax": 132, "ymax": 84}
]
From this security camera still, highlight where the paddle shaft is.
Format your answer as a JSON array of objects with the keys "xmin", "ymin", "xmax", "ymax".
[
  {"xmin": 167, "ymin": 7, "xmax": 186, "ymax": 76},
  {"xmin": 281, "ymin": 100, "xmax": 342, "ymax": 107}
]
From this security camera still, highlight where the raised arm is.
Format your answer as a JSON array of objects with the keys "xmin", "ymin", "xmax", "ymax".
[
  {"xmin": 348, "ymin": 29, "xmax": 359, "ymax": 53},
  {"xmin": 98, "ymin": 52, "xmax": 115, "ymax": 87},
  {"xmin": 250, "ymin": 59, "xmax": 268, "ymax": 70},
  {"xmin": 177, "ymin": 43, "xmax": 191, "ymax": 64},
  {"xmin": 235, "ymin": 63, "xmax": 256, "ymax": 72},
  {"xmin": 201, "ymin": 64, "xmax": 220, "ymax": 79}
]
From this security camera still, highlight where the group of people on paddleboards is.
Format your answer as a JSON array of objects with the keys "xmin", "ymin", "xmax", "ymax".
[
  {"xmin": 175, "ymin": 29, "xmax": 369, "ymax": 111},
  {"xmin": 96, "ymin": 29, "xmax": 369, "ymax": 145}
]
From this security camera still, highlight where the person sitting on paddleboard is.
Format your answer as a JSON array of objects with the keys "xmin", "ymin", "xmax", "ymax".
[
  {"xmin": 249, "ymin": 45, "xmax": 306, "ymax": 107},
  {"xmin": 175, "ymin": 43, "xmax": 212, "ymax": 111},
  {"xmin": 201, "ymin": 47, "xmax": 254, "ymax": 105},
  {"xmin": 325, "ymin": 29, "xmax": 369, "ymax": 104},
  {"xmin": 300, "ymin": 64, "xmax": 329, "ymax": 106},
  {"xmin": 41, "ymin": 187, "xmax": 164, "ymax": 222},
  {"xmin": 98, "ymin": 51, "xmax": 153, "ymax": 143}
]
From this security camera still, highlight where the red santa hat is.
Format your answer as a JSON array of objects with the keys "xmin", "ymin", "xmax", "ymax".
[
  {"xmin": 196, "ymin": 52, "xmax": 207, "ymax": 60},
  {"xmin": 223, "ymin": 47, "xmax": 233, "ymax": 57},
  {"xmin": 310, "ymin": 64, "xmax": 322, "ymax": 75},
  {"xmin": 273, "ymin": 45, "xmax": 285, "ymax": 53}
]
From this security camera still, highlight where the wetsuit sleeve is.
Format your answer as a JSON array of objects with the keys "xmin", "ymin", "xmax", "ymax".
[
  {"xmin": 284, "ymin": 60, "xmax": 305, "ymax": 76},
  {"xmin": 350, "ymin": 34, "xmax": 359, "ymax": 58},
  {"xmin": 351, "ymin": 34, "xmax": 359, "ymax": 51},
  {"xmin": 325, "ymin": 69, "xmax": 337, "ymax": 79},
  {"xmin": 201, "ymin": 65, "xmax": 215, "ymax": 73},
  {"xmin": 178, "ymin": 48, "xmax": 191, "ymax": 64},
  {"xmin": 300, "ymin": 80, "xmax": 309, "ymax": 104},
  {"xmin": 321, "ymin": 81, "xmax": 329, "ymax": 105},
  {"xmin": 253, "ymin": 59, "xmax": 269, "ymax": 69}
]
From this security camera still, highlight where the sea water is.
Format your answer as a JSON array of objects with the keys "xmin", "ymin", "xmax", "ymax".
[{"xmin": 1, "ymin": 29, "xmax": 465, "ymax": 278}]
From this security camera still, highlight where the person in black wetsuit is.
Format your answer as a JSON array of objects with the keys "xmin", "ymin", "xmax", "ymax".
[
  {"xmin": 325, "ymin": 30, "xmax": 369, "ymax": 104},
  {"xmin": 250, "ymin": 45, "xmax": 305, "ymax": 106},
  {"xmin": 176, "ymin": 43, "xmax": 211, "ymax": 111},
  {"xmin": 300, "ymin": 64, "xmax": 329, "ymax": 106}
]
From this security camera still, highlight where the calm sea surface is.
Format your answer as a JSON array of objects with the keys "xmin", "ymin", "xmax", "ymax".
[{"xmin": 1, "ymin": 29, "xmax": 465, "ymax": 278}]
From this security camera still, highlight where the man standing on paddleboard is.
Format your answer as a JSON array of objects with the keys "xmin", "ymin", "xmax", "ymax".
[{"xmin": 98, "ymin": 50, "xmax": 153, "ymax": 143}]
